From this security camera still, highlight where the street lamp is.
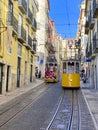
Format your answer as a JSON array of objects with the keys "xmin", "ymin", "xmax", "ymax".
[{"xmin": 32, "ymin": 38, "xmax": 37, "ymax": 51}]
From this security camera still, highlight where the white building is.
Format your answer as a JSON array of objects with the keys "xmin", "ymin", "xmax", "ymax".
[{"xmin": 36, "ymin": 0, "xmax": 50, "ymax": 78}]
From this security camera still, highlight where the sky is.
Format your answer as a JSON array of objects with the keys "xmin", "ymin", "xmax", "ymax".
[{"xmin": 49, "ymin": 0, "xmax": 82, "ymax": 39}]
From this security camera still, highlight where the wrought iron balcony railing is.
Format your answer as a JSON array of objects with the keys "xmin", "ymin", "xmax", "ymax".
[
  {"xmin": 93, "ymin": 32, "xmax": 98, "ymax": 53},
  {"xmin": 93, "ymin": 0, "xmax": 98, "ymax": 18},
  {"xmin": 32, "ymin": 18, "xmax": 37, "ymax": 31},
  {"xmin": 18, "ymin": 25, "xmax": 26, "ymax": 42},
  {"xmin": 86, "ymin": 43, "xmax": 92, "ymax": 57},
  {"xmin": 18, "ymin": 0, "xmax": 27, "ymax": 14},
  {"xmin": 28, "ymin": 35, "xmax": 32, "ymax": 48},
  {"xmin": 6, "ymin": 11, "xmax": 18, "ymax": 34},
  {"xmin": 85, "ymin": 20, "xmax": 89, "ymax": 34},
  {"xmin": 88, "ymin": 10, "xmax": 95, "ymax": 30},
  {"xmin": 26, "ymin": 8, "xmax": 32, "ymax": 23}
]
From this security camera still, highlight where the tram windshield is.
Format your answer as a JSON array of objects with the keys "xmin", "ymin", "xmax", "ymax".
[
  {"xmin": 68, "ymin": 62, "xmax": 74, "ymax": 74},
  {"xmin": 76, "ymin": 62, "xmax": 79, "ymax": 73},
  {"xmin": 63, "ymin": 61, "xmax": 80, "ymax": 74}
]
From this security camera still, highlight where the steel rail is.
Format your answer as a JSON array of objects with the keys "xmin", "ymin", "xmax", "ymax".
[
  {"xmin": 77, "ymin": 90, "xmax": 81, "ymax": 130},
  {"xmin": 0, "ymin": 83, "xmax": 47, "ymax": 116},
  {"xmin": 67, "ymin": 90, "xmax": 81, "ymax": 130},
  {"xmin": 0, "ymin": 83, "xmax": 53, "ymax": 128},
  {"xmin": 67, "ymin": 90, "xmax": 74, "ymax": 130},
  {"xmin": 46, "ymin": 90, "xmax": 65, "ymax": 130}
]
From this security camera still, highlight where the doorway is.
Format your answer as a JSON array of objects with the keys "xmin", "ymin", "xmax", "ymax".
[
  {"xmin": 0, "ymin": 64, "xmax": 3, "ymax": 94},
  {"xmin": 30, "ymin": 65, "xmax": 33, "ymax": 82},
  {"xmin": 6, "ymin": 66, "xmax": 10, "ymax": 92},
  {"xmin": 17, "ymin": 57, "xmax": 21, "ymax": 87}
]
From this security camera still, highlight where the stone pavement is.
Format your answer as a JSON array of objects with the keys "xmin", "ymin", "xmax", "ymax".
[
  {"xmin": 0, "ymin": 79, "xmax": 44, "ymax": 105},
  {"xmin": 0, "ymin": 79, "xmax": 98, "ymax": 130},
  {"xmin": 81, "ymin": 81, "xmax": 98, "ymax": 130}
]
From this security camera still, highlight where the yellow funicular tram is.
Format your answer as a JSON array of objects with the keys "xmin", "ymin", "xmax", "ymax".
[{"xmin": 62, "ymin": 59, "xmax": 80, "ymax": 88}]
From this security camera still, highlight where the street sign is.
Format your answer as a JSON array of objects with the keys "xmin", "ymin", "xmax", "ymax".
[{"xmin": 86, "ymin": 58, "xmax": 91, "ymax": 62}]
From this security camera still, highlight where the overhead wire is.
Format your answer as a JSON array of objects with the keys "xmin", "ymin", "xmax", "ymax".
[
  {"xmin": 1, "ymin": 0, "xmax": 81, "ymax": 40},
  {"xmin": 64, "ymin": 0, "xmax": 71, "ymax": 38}
]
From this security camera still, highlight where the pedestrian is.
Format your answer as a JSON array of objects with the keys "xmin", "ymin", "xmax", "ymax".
[
  {"xmin": 35, "ymin": 69, "xmax": 38, "ymax": 78},
  {"xmin": 38, "ymin": 70, "xmax": 41, "ymax": 78}
]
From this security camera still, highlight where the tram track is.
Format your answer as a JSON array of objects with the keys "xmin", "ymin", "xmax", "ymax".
[
  {"xmin": 0, "ymin": 83, "xmax": 54, "ymax": 128},
  {"xmin": 67, "ymin": 90, "xmax": 74, "ymax": 130},
  {"xmin": 0, "ymin": 87, "xmax": 95, "ymax": 130},
  {"xmin": 46, "ymin": 90, "xmax": 66, "ymax": 130},
  {"xmin": 45, "ymin": 90, "xmax": 81, "ymax": 130},
  {"xmin": 67, "ymin": 90, "xmax": 81, "ymax": 130},
  {"xmin": 0, "ymin": 83, "xmax": 46, "ymax": 115}
]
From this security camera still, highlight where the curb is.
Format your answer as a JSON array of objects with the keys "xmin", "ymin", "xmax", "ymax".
[{"xmin": 82, "ymin": 90, "xmax": 98, "ymax": 130}]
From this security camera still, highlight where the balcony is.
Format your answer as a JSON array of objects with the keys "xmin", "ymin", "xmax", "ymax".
[
  {"xmin": 45, "ymin": 42, "xmax": 51, "ymax": 52},
  {"xmin": 18, "ymin": 0, "xmax": 27, "ymax": 14},
  {"xmin": 24, "ymin": 35, "xmax": 31, "ymax": 49},
  {"xmin": 45, "ymin": 23, "xmax": 50, "ymax": 34},
  {"xmin": 12, "ymin": 16, "xmax": 18, "ymax": 34},
  {"xmin": 6, "ymin": 11, "xmax": 13, "ymax": 25},
  {"xmin": 93, "ymin": 32, "xmax": 98, "ymax": 53},
  {"xmin": 86, "ymin": 43, "xmax": 92, "ymax": 57},
  {"xmin": 88, "ymin": 10, "xmax": 95, "ymax": 30},
  {"xmin": 93, "ymin": 0, "xmax": 98, "ymax": 18},
  {"xmin": 33, "ymin": 0, "xmax": 39, "ymax": 10},
  {"xmin": 26, "ymin": 8, "xmax": 32, "ymax": 24},
  {"xmin": 18, "ymin": 25, "xmax": 26, "ymax": 43},
  {"xmin": 28, "ymin": 35, "xmax": 32, "ymax": 48},
  {"xmin": 89, "ymin": 18, "xmax": 95, "ymax": 29},
  {"xmin": 59, "ymin": 53, "xmax": 62, "ymax": 59},
  {"xmin": 32, "ymin": 43, "xmax": 36, "ymax": 53},
  {"xmin": 32, "ymin": 18, "xmax": 37, "ymax": 31},
  {"xmin": 46, "ymin": 56, "xmax": 56, "ymax": 62},
  {"xmin": 85, "ymin": 20, "xmax": 89, "ymax": 34},
  {"xmin": 6, "ymin": 11, "xmax": 18, "ymax": 35}
]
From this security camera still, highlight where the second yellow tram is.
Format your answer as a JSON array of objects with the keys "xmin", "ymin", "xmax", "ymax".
[{"xmin": 62, "ymin": 59, "xmax": 80, "ymax": 88}]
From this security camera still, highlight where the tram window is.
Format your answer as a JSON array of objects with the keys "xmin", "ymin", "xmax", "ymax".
[
  {"xmin": 49, "ymin": 63, "xmax": 53, "ymax": 66},
  {"xmin": 49, "ymin": 63, "xmax": 53, "ymax": 71},
  {"xmin": 68, "ymin": 62, "xmax": 74, "ymax": 74},
  {"xmin": 76, "ymin": 62, "xmax": 79, "ymax": 73},
  {"xmin": 63, "ymin": 63, "xmax": 66, "ymax": 73}
]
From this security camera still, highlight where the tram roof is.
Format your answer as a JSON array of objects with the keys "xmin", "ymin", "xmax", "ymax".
[
  {"xmin": 62, "ymin": 59, "xmax": 80, "ymax": 62},
  {"xmin": 46, "ymin": 62, "xmax": 58, "ymax": 64}
]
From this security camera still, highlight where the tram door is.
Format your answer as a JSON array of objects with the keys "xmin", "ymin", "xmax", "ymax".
[{"xmin": 0, "ymin": 64, "xmax": 3, "ymax": 94}]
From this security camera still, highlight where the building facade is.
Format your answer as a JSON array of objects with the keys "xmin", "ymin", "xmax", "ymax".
[
  {"xmin": 80, "ymin": 0, "xmax": 98, "ymax": 89},
  {"xmin": 36, "ymin": 0, "xmax": 50, "ymax": 78},
  {"xmin": 0, "ymin": 0, "xmax": 38, "ymax": 94}
]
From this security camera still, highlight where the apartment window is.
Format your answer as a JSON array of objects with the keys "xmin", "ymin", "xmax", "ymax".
[
  {"xmin": 32, "ymin": 6, "xmax": 34, "ymax": 23},
  {"xmin": 7, "ymin": 0, "xmax": 13, "ymax": 25},
  {"xmin": 97, "ymin": 19, "xmax": 98, "ymax": 32},
  {"xmin": 26, "ymin": 0, "xmax": 29, "ymax": 15},
  {"xmin": 26, "ymin": 24, "xmax": 29, "ymax": 43},
  {"xmin": 18, "ymin": 14, "xmax": 23, "ymax": 36},
  {"xmin": 94, "ymin": 19, "xmax": 97, "ymax": 33},
  {"xmin": 8, "ymin": 48, "xmax": 12, "ymax": 54},
  {"xmin": 18, "ymin": 43, "xmax": 22, "ymax": 56},
  {"xmin": 37, "ymin": 56, "xmax": 39, "ymax": 62},
  {"xmin": 31, "ymin": 55, "xmax": 33, "ymax": 63},
  {"xmin": 0, "ymin": 34, "xmax": 1, "ymax": 50}
]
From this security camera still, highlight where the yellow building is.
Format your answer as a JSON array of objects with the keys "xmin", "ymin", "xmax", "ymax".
[{"xmin": 0, "ymin": 0, "xmax": 38, "ymax": 94}]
